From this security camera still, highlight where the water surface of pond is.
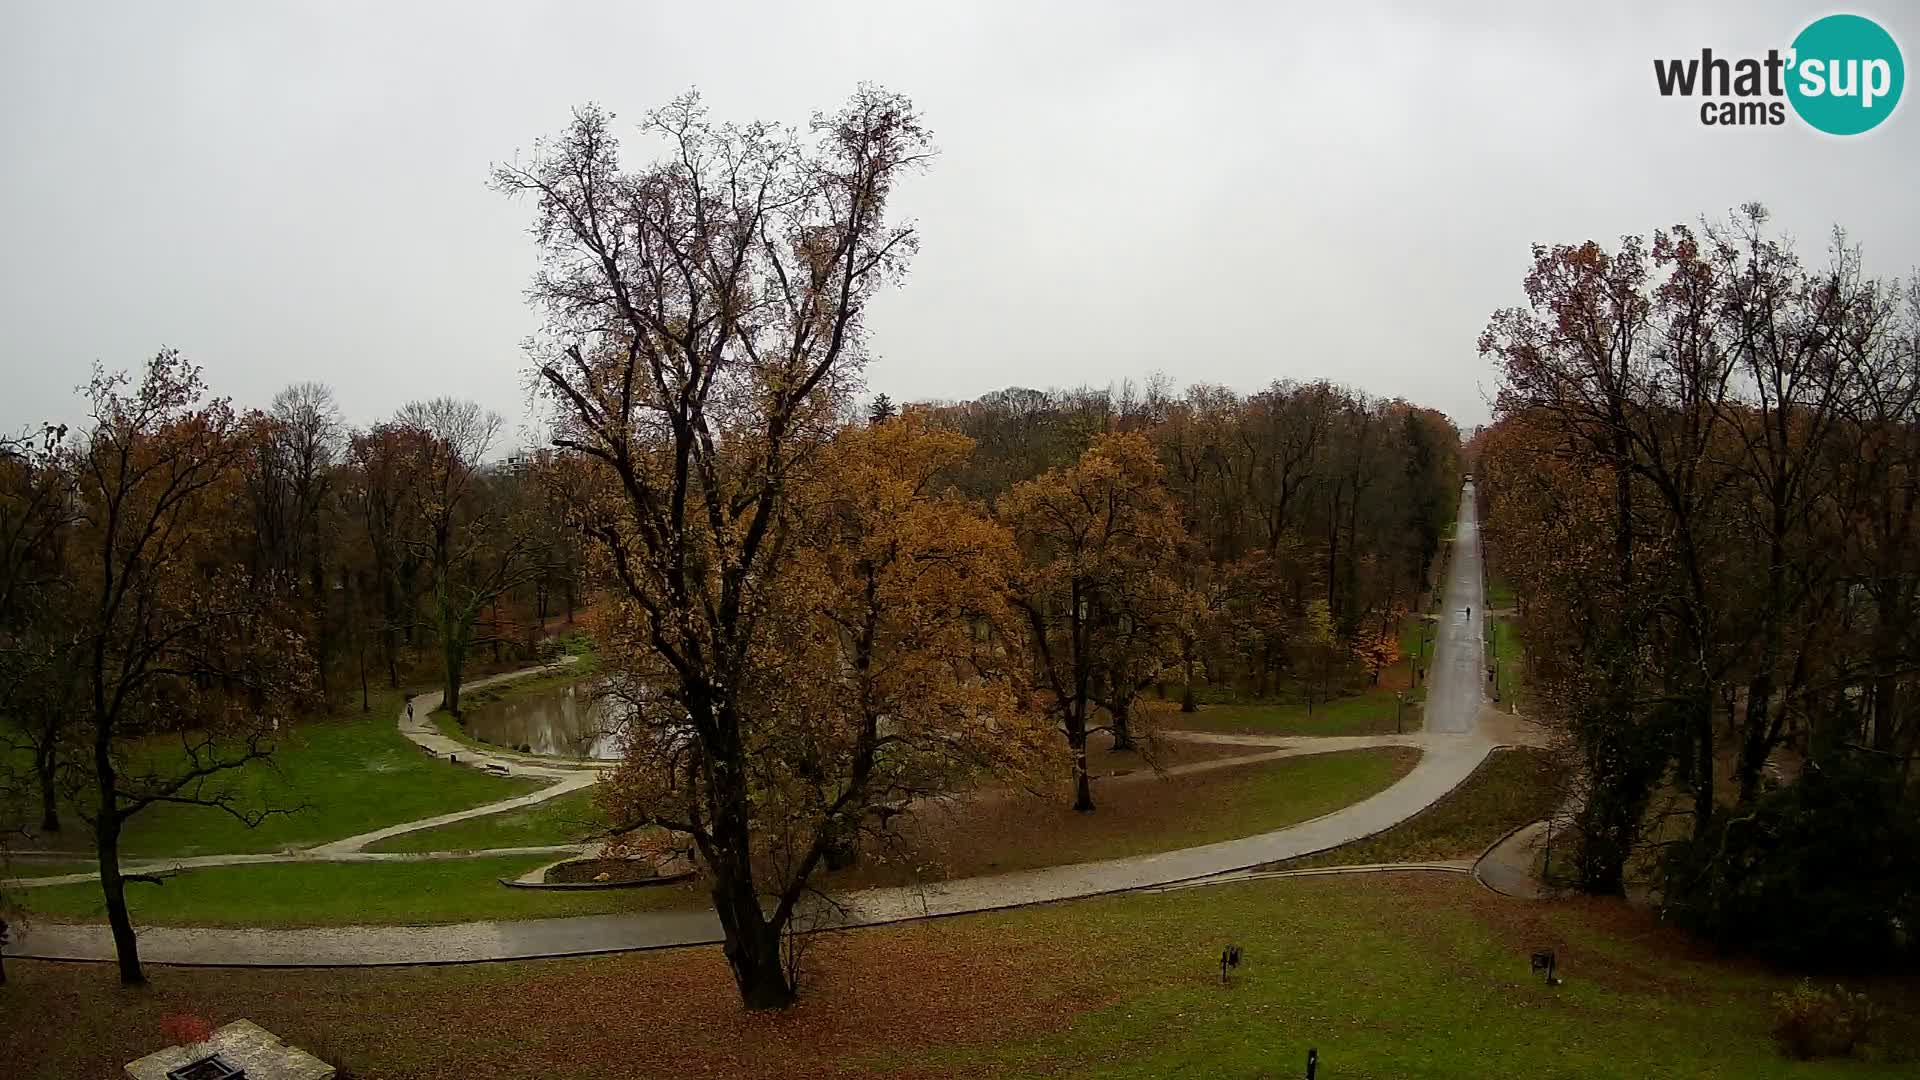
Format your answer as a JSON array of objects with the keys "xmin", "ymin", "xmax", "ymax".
[{"xmin": 464, "ymin": 678, "xmax": 626, "ymax": 759}]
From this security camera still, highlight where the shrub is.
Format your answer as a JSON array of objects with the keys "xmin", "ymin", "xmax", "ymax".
[
  {"xmin": 1660, "ymin": 755, "xmax": 1920, "ymax": 970},
  {"xmin": 1771, "ymin": 981, "xmax": 1876, "ymax": 1060}
]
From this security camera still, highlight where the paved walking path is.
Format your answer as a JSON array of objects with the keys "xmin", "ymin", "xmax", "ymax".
[
  {"xmin": 11, "ymin": 484, "xmax": 1508, "ymax": 966},
  {"xmin": 12, "ymin": 734, "xmax": 1494, "ymax": 966},
  {"xmin": 9, "ymin": 663, "xmax": 606, "ymax": 890}
]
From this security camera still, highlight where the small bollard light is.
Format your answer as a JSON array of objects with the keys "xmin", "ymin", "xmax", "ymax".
[
  {"xmin": 1220, "ymin": 943, "xmax": 1242, "ymax": 984},
  {"xmin": 1530, "ymin": 949, "xmax": 1561, "ymax": 986},
  {"xmin": 1306, "ymin": 1047, "xmax": 1318, "ymax": 1078}
]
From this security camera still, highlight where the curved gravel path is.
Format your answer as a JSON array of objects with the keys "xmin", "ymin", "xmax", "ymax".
[{"xmin": 11, "ymin": 485, "xmax": 1500, "ymax": 966}]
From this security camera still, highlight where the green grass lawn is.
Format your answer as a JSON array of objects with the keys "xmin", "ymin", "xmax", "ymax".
[
  {"xmin": 3, "ymin": 859, "xmax": 97, "ymax": 879},
  {"xmin": 1487, "ymin": 572, "xmax": 1517, "ymax": 610},
  {"xmin": 940, "ymin": 877, "xmax": 1920, "ymax": 1078},
  {"xmin": 17, "ymin": 854, "xmax": 695, "ymax": 927},
  {"xmin": 25, "ymin": 750, "xmax": 1415, "ymax": 927},
  {"xmin": 366, "ymin": 786, "xmax": 606, "ymax": 853},
  {"xmin": 1490, "ymin": 614, "xmax": 1524, "ymax": 708},
  {"xmin": 1274, "ymin": 745, "xmax": 1562, "ymax": 869},
  {"xmin": 97, "ymin": 692, "xmax": 544, "ymax": 858},
  {"xmin": 819, "ymin": 748, "xmax": 1419, "ymax": 895},
  {"xmin": 1063, "ymin": 748, "xmax": 1419, "ymax": 860},
  {"xmin": 8, "ymin": 873, "xmax": 1914, "ymax": 1078},
  {"xmin": 1164, "ymin": 687, "xmax": 1422, "ymax": 736}
]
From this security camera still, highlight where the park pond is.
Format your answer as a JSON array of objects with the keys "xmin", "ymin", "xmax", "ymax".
[{"xmin": 463, "ymin": 677, "xmax": 628, "ymax": 759}]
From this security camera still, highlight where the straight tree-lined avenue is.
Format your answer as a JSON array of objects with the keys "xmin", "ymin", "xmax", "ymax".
[{"xmin": 1427, "ymin": 480, "xmax": 1486, "ymax": 736}]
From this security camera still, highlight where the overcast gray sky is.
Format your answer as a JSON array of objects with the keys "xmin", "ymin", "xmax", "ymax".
[{"xmin": 4, "ymin": 1, "xmax": 1916, "ymax": 441}]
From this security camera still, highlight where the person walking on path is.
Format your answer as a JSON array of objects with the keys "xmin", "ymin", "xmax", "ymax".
[{"xmin": 406, "ymin": 700, "xmax": 414, "ymax": 722}]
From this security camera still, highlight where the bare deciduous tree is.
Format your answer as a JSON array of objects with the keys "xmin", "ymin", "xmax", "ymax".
[{"xmin": 495, "ymin": 86, "xmax": 933, "ymax": 1008}]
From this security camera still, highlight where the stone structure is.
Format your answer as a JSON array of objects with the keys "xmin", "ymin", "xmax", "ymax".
[{"xmin": 124, "ymin": 1019, "xmax": 334, "ymax": 1080}]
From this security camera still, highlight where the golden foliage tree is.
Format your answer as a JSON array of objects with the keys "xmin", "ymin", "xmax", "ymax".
[
  {"xmin": 499, "ymin": 87, "xmax": 951, "ymax": 1008},
  {"xmin": 1002, "ymin": 431, "xmax": 1188, "ymax": 811}
]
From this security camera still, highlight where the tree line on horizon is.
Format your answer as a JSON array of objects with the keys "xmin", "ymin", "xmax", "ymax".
[{"xmin": 0, "ymin": 356, "xmax": 588, "ymax": 984}]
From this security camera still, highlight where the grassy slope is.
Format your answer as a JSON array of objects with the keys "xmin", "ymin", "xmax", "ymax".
[
  {"xmin": 104, "ymin": 692, "xmax": 545, "ymax": 858},
  {"xmin": 1491, "ymin": 614, "xmax": 1524, "ymax": 707},
  {"xmin": 816, "ymin": 747, "xmax": 1420, "ymax": 895},
  {"xmin": 1486, "ymin": 572, "xmax": 1518, "ymax": 610},
  {"xmin": 1165, "ymin": 688, "xmax": 1420, "ymax": 736},
  {"xmin": 25, "ymin": 748, "xmax": 1416, "ymax": 926},
  {"xmin": 1275, "ymin": 745, "xmax": 1561, "ymax": 869},
  {"xmin": 946, "ymin": 876, "xmax": 1920, "ymax": 1078},
  {"xmin": 6, "ymin": 874, "xmax": 1913, "ymax": 1078},
  {"xmin": 941, "ymin": 747, "xmax": 1411, "ymax": 870},
  {"xmin": 19, "ymin": 854, "xmax": 694, "ymax": 927},
  {"xmin": 3, "ymin": 860, "xmax": 98, "ymax": 879},
  {"xmin": 366, "ymin": 786, "xmax": 606, "ymax": 853},
  {"xmin": 0, "ymin": 688, "xmax": 543, "ymax": 860}
]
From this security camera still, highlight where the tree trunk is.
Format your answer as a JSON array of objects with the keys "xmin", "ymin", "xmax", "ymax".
[
  {"xmin": 1738, "ymin": 672, "xmax": 1773, "ymax": 804},
  {"xmin": 490, "ymin": 600, "xmax": 502, "ymax": 665},
  {"xmin": 709, "ymin": 844, "xmax": 796, "ymax": 1008},
  {"xmin": 95, "ymin": 812, "xmax": 144, "ymax": 986},
  {"xmin": 1067, "ymin": 711, "xmax": 1094, "ymax": 812},
  {"xmin": 1110, "ymin": 699, "xmax": 1135, "ymax": 752},
  {"xmin": 1871, "ymin": 671, "xmax": 1896, "ymax": 752},
  {"xmin": 1326, "ymin": 491, "xmax": 1341, "ymax": 619},
  {"xmin": 822, "ymin": 827, "xmax": 860, "ymax": 871},
  {"xmin": 1690, "ymin": 687, "xmax": 1714, "ymax": 839},
  {"xmin": 443, "ymin": 642, "xmax": 464, "ymax": 717},
  {"xmin": 1871, "ymin": 588, "xmax": 1901, "ymax": 752},
  {"xmin": 35, "ymin": 743, "xmax": 59, "ymax": 833}
]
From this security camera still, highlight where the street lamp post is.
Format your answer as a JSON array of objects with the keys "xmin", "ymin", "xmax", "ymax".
[{"xmin": 1395, "ymin": 690, "xmax": 1405, "ymax": 735}]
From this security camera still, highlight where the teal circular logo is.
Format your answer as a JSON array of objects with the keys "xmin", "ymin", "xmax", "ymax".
[{"xmin": 1787, "ymin": 14, "xmax": 1904, "ymax": 135}]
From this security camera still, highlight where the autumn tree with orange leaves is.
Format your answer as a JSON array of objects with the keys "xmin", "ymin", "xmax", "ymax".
[
  {"xmin": 62, "ymin": 352, "xmax": 314, "ymax": 985},
  {"xmin": 1002, "ymin": 431, "xmax": 1189, "ymax": 811},
  {"xmin": 497, "ymin": 87, "xmax": 951, "ymax": 1008},
  {"xmin": 1480, "ymin": 206, "xmax": 1920, "ymax": 949},
  {"xmin": 590, "ymin": 412, "xmax": 1055, "ymax": 988}
]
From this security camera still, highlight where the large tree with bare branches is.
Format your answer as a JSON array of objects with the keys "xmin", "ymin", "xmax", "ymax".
[
  {"xmin": 494, "ymin": 87, "xmax": 934, "ymax": 1008},
  {"xmin": 63, "ymin": 351, "xmax": 313, "ymax": 984},
  {"xmin": 387, "ymin": 398, "xmax": 544, "ymax": 716}
]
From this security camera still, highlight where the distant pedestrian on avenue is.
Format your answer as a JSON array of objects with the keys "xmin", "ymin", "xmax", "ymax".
[{"xmin": 407, "ymin": 701, "xmax": 415, "ymax": 721}]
